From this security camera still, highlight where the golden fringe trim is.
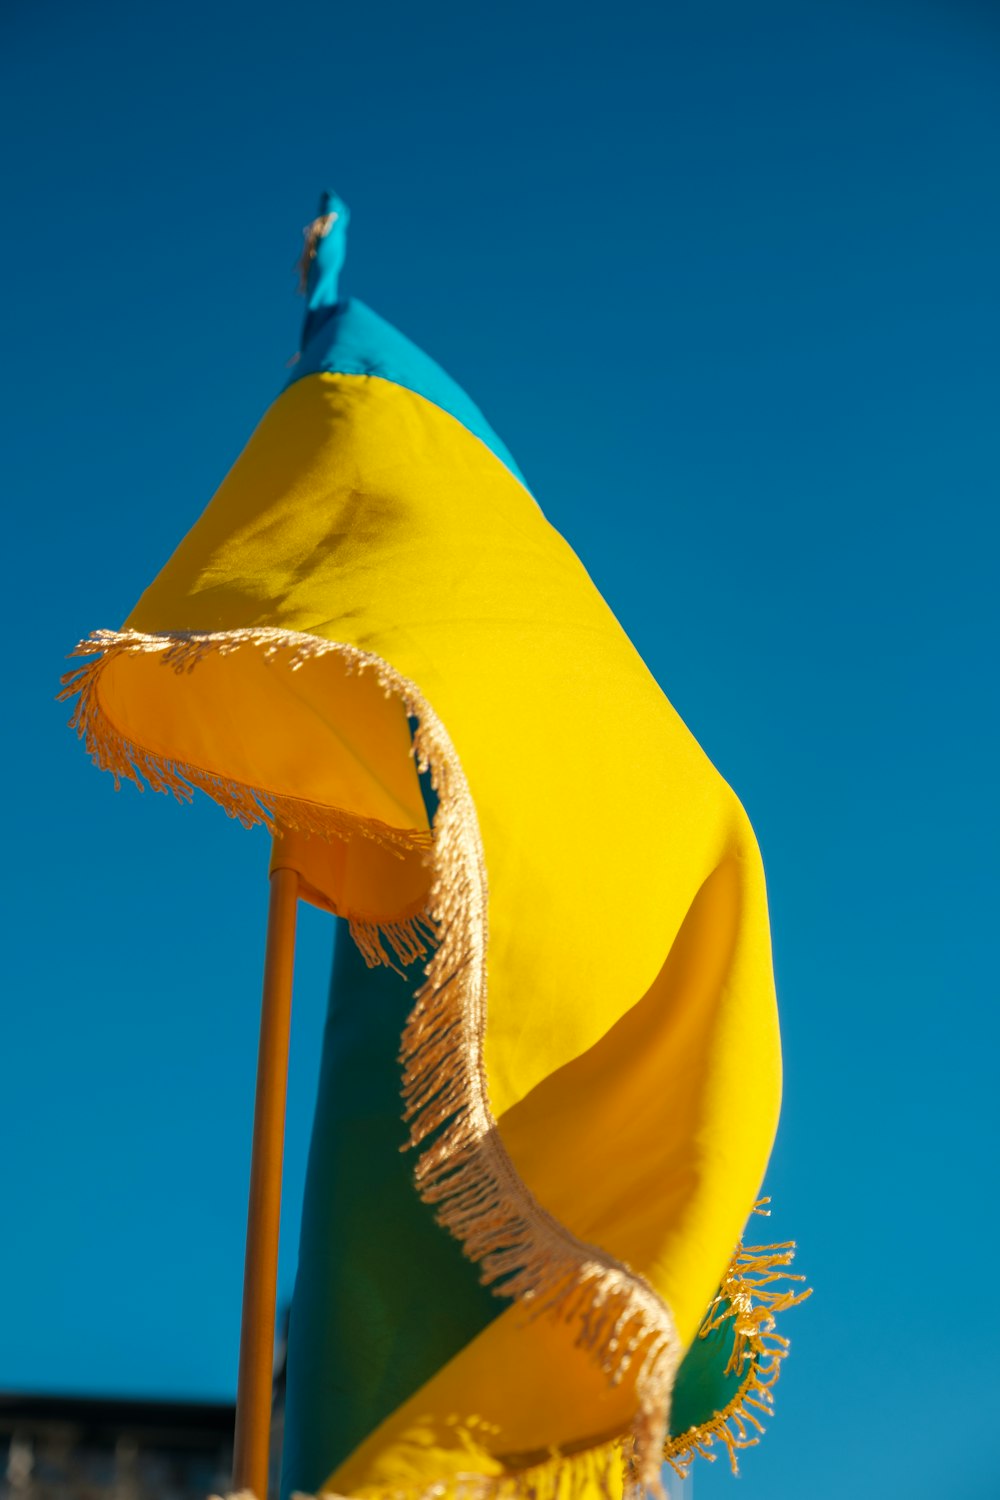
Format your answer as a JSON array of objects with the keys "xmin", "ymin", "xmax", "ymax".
[
  {"xmin": 59, "ymin": 630, "xmax": 431, "ymax": 856},
  {"xmin": 211, "ymin": 1206, "xmax": 811, "ymax": 1500},
  {"xmin": 348, "ymin": 911, "xmax": 439, "ymax": 973},
  {"xmin": 60, "ymin": 629, "xmax": 435, "ymax": 972},
  {"xmin": 214, "ymin": 1433, "xmax": 634, "ymax": 1500},
  {"xmin": 61, "ymin": 627, "xmax": 681, "ymax": 1495},
  {"xmin": 663, "ymin": 1201, "xmax": 811, "ymax": 1479}
]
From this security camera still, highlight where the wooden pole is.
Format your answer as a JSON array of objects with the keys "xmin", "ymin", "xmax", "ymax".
[{"xmin": 232, "ymin": 861, "xmax": 299, "ymax": 1497}]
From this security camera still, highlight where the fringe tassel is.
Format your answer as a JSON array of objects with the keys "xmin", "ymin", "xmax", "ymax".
[
  {"xmin": 663, "ymin": 1201, "xmax": 811, "ymax": 1478},
  {"xmin": 212, "ymin": 1430, "xmax": 637, "ymax": 1500},
  {"xmin": 60, "ymin": 631, "xmax": 439, "ymax": 980},
  {"xmin": 348, "ymin": 911, "xmax": 439, "ymax": 973},
  {"xmin": 59, "ymin": 630, "xmax": 431, "ymax": 860},
  {"xmin": 61, "ymin": 626, "xmax": 725, "ymax": 1496},
  {"xmin": 401, "ymin": 685, "xmax": 680, "ymax": 1494}
]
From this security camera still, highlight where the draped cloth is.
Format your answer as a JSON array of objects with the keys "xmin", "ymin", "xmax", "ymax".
[{"xmin": 62, "ymin": 195, "xmax": 806, "ymax": 1500}]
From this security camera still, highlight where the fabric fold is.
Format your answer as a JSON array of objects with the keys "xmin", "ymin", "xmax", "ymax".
[{"xmin": 62, "ymin": 193, "xmax": 806, "ymax": 1500}]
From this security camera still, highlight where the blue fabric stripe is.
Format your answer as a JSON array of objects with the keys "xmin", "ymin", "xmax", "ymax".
[
  {"xmin": 289, "ymin": 191, "xmax": 524, "ymax": 483},
  {"xmin": 286, "ymin": 297, "xmax": 526, "ymax": 485}
]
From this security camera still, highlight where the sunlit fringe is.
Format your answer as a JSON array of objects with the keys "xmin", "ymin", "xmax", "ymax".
[
  {"xmin": 212, "ymin": 1211, "xmax": 812, "ymax": 1500},
  {"xmin": 60, "ymin": 628, "xmax": 436, "ymax": 971},
  {"xmin": 663, "ymin": 1201, "xmax": 812, "ymax": 1478},
  {"xmin": 61, "ymin": 626, "xmax": 681, "ymax": 1496},
  {"xmin": 348, "ymin": 911, "xmax": 439, "ymax": 972},
  {"xmin": 59, "ymin": 629, "xmax": 431, "ymax": 854},
  {"xmin": 214, "ymin": 1434, "xmax": 637, "ymax": 1500}
]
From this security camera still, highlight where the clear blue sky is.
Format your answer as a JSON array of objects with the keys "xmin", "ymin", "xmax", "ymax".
[{"xmin": 2, "ymin": 2, "xmax": 997, "ymax": 1496}]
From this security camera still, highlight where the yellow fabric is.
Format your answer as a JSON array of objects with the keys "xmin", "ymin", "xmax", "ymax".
[
  {"xmin": 98, "ymin": 617, "xmax": 433, "ymax": 931},
  {"xmin": 327, "ymin": 861, "xmax": 775, "ymax": 1498},
  {"xmin": 78, "ymin": 371, "xmax": 782, "ymax": 1493}
]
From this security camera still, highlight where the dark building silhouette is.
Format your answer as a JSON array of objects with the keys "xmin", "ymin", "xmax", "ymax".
[
  {"xmin": 0, "ymin": 1318, "xmax": 288, "ymax": 1499},
  {"xmin": 0, "ymin": 1394, "xmax": 236, "ymax": 1499}
]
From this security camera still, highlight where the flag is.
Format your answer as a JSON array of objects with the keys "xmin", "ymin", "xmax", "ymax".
[{"xmin": 62, "ymin": 193, "xmax": 807, "ymax": 1500}]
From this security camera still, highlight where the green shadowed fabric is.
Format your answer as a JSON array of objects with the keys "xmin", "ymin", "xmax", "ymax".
[
  {"xmin": 281, "ymin": 926, "xmax": 750, "ymax": 1500},
  {"xmin": 667, "ymin": 1312, "xmax": 744, "ymax": 1438},
  {"xmin": 281, "ymin": 926, "xmax": 501, "ymax": 1499}
]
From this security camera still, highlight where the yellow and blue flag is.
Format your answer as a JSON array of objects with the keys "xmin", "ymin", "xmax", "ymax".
[{"xmin": 63, "ymin": 193, "xmax": 807, "ymax": 1500}]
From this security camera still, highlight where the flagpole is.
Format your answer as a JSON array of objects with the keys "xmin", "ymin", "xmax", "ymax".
[{"xmin": 232, "ymin": 857, "xmax": 299, "ymax": 1498}]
